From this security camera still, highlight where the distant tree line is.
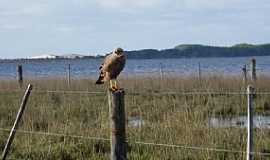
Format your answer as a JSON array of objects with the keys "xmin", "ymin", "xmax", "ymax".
[{"xmin": 125, "ymin": 43, "xmax": 270, "ymax": 59}]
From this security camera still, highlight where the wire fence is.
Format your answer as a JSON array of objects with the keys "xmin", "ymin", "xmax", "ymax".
[
  {"xmin": 0, "ymin": 70, "xmax": 269, "ymax": 80},
  {"xmin": 1, "ymin": 57, "xmax": 270, "ymax": 81},
  {"xmin": 1, "ymin": 60, "xmax": 270, "ymax": 159},
  {"xmin": 1, "ymin": 88, "xmax": 270, "ymax": 158},
  {"xmin": 3, "ymin": 89, "xmax": 270, "ymax": 95},
  {"xmin": 1, "ymin": 128, "xmax": 270, "ymax": 157}
]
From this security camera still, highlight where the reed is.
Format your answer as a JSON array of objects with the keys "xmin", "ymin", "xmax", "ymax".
[{"xmin": 0, "ymin": 74, "xmax": 270, "ymax": 159}]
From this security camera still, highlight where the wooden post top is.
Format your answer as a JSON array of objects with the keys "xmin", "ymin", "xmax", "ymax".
[{"xmin": 247, "ymin": 85, "xmax": 255, "ymax": 94}]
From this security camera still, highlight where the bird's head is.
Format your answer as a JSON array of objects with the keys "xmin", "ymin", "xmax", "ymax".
[{"xmin": 113, "ymin": 47, "xmax": 124, "ymax": 56}]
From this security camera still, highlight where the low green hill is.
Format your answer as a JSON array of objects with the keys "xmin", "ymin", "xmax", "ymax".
[{"xmin": 125, "ymin": 43, "xmax": 270, "ymax": 59}]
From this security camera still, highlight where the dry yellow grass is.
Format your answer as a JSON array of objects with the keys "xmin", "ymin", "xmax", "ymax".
[{"xmin": 0, "ymin": 75, "xmax": 270, "ymax": 159}]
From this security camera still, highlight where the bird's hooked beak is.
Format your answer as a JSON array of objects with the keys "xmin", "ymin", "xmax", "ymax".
[
  {"xmin": 113, "ymin": 47, "xmax": 124, "ymax": 56},
  {"xmin": 115, "ymin": 51, "xmax": 124, "ymax": 56}
]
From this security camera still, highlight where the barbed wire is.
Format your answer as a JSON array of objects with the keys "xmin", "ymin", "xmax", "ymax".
[{"xmin": 0, "ymin": 128, "xmax": 269, "ymax": 157}]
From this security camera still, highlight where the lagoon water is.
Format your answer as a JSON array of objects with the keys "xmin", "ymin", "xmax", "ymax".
[
  {"xmin": 209, "ymin": 116, "xmax": 270, "ymax": 129},
  {"xmin": 0, "ymin": 56, "xmax": 270, "ymax": 79}
]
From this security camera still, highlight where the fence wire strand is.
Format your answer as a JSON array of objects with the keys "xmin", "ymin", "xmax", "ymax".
[
  {"xmin": 0, "ymin": 128, "xmax": 270, "ymax": 157},
  {"xmin": 3, "ymin": 89, "xmax": 270, "ymax": 95},
  {"xmin": 0, "ymin": 128, "xmax": 110, "ymax": 142},
  {"xmin": 1, "ymin": 86, "xmax": 270, "ymax": 158}
]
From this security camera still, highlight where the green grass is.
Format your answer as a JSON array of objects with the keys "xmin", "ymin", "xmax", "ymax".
[{"xmin": 0, "ymin": 75, "xmax": 270, "ymax": 159}]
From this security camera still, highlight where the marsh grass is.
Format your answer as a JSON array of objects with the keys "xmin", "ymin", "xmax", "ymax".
[{"xmin": 0, "ymin": 75, "xmax": 270, "ymax": 159}]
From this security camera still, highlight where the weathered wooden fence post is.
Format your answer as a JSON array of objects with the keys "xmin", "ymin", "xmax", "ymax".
[
  {"xmin": 108, "ymin": 89, "xmax": 127, "ymax": 160},
  {"xmin": 247, "ymin": 85, "xmax": 254, "ymax": 160},
  {"xmin": 250, "ymin": 59, "xmax": 256, "ymax": 83},
  {"xmin": 67, "ymin": 64, "xmax": 71, "ymax": 87},
  {"xmin": 17, "ymin": 65, "xmax": 23, "ymax": 88},
  {"xmin": 159, "ymin": 63, "xmax": 164, "ymax": 81},
  {"xmin": 1, "ymin": 84, "xmax": 33, "ymax": 160},
  {"xmin": 242, "ymin": 65, "xmax": 247, "ymax": 86}
]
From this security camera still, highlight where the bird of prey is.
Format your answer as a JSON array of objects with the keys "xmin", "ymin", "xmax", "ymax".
[{"xmin": 95, "ymin": 48, "xmax": 126, "ymax": 91}]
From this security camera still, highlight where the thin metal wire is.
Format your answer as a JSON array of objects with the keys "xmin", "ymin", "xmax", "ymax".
[
  {"xmin": 38, "ymin": 90, "xmax": 105, "ymax": 95},
  {"xmin": 133, "ymin": 141, "xmax": 243, "ymax": 153},
  {"xmin": 0, "ymin": 128, "xmax": 270, "ymax": 156},
  {"xmin": 0, "ymin": 128, "xmax": 110, "ymax": 141},
  {"xmin": 132, "ymin": 141, "xmax": 270, "ymax": 156},
  {"xmin": 0, "ymin": 90, "xmax": 106, "ymax": 95},
  {"xmin": 1, "ymin": 87, "xmax": 270, "ymax": 95},
  {"xmin": 129, "ymin": 91, "xmax": 247, "ymax": 96},
  {"xmin": 34, "ymin": 90, "xmax": 270, "ymax": 95}
]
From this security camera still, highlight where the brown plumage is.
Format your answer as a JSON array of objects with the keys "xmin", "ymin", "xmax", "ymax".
[{"xmin": 96, "ymin": 48, "xmax": 126, "ymax": 85}]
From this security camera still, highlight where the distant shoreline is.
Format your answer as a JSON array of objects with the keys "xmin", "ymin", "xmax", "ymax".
[
  {"xmin": 1, "ymin": 55, "xmax": 270, "ymax": 62},
  {"xmin": 1, "ymin": 43, "xmax": 270, "ymax": 60}
]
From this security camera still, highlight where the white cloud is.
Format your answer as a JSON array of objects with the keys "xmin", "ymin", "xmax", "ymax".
[
  {"xmin": 0, "ymin": 24, "xmax": 25, "ymax": 30},
  {"xmin": 0, "ymin": 2, "xmax": 49, "ymax": 17},
  {"xmin": 21, "ymin": 4, "xmax": 49, "ymax": 15},
  {"xmin": 55, "ymin": 25, "xmax": 95, "ymax": 33},
  {"xmin": 183, "ymin": 0, "xmax": 239, "ymax": 9},
  {"xmin": 0, "ymin": 0, "xmax": 269, "ymax": 58},
  {"xmin": 92, "ymin": 0, "xmax": 268, "ymax": 13},
  {"xmin": 96, "ymin": 0, "xmax": 164, "ymax": 8}
]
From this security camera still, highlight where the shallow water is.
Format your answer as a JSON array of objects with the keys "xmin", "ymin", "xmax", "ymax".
[
  {"xmin": 209, "ymin": 116, "xmax": 270, "ymax": 129},
  {"xmin": 128, "ymin": 116, "xmax": 145, "ymax": 128},
  {"xmin": 1, "ymin": 56, "xmax": 270, "ymax": 79}
]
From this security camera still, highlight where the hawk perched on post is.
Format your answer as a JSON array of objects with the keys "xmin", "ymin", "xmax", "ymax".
[{"xmin": 95, "ymin": 48, "xmax": 126, "ymax": 91}]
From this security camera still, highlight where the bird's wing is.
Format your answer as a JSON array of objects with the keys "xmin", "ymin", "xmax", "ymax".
[
  {"xmin": 98, "ymin": 53, "xmax": 110, "ymax": 70},
  {"xmin": 108, "ymin": 54, "xmax": 126, "ymax": 79},
  {"xmin": 98, "ymin": 52, "xmax": 126, "ymax": 81},
  {"xmin": 117, "ymin": 54, "xmax": 126, "ymax": 72},
  {"xmin": 101, "ymin": 53, "xmax": 118, "ymax": 72}
]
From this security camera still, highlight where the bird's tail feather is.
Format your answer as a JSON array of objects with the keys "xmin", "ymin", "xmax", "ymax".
[{"xmin": 95, "ymin": 75, "xmax": 104, "ymax": 84}]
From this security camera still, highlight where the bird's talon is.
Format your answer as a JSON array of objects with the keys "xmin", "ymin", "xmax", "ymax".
[{"xmin": 110, "ymin": 87, "xmax": 118, "ymax": 92}]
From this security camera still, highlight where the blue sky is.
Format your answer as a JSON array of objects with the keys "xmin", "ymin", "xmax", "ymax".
[{"xmin": 0, "ymin": 0, "xmax": 269, "ymax": 59}]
